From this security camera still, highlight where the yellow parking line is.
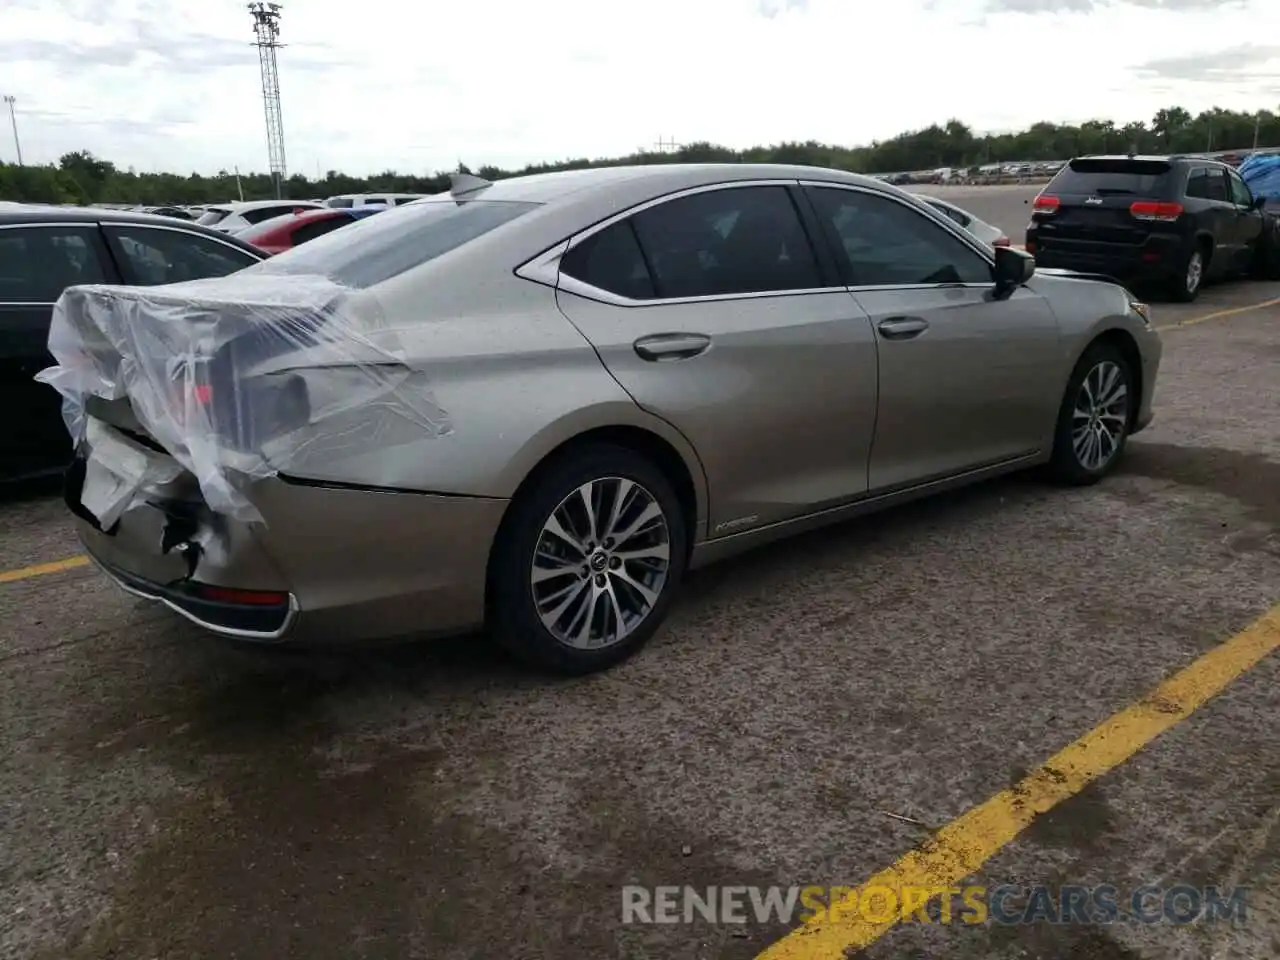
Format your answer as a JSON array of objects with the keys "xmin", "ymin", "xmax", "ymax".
[
  {"xmin": 1155, "ymin": 296, "xmax": 1280, "ymax": 332},
  {"xmin": 756, "ymin": 603, "xmax": 1280, "ymax": 960},
  {"xmin": 0, "ymin": 555, "xmax": 90, "ymax": 585}
]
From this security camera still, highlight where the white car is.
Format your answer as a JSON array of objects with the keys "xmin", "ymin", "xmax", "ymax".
[
  {"xmin": 323, "ymin": 193, "xmax": 427, "ymax": 209},
  {"xmin": 195, "ymin": 199, "xmax": 325, "ymax": 234},
  {"xmin": 916, "ymin": 195, "xmax": 1010, "ymax": 248}
]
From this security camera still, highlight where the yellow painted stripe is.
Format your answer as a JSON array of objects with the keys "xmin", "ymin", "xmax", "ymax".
[
  {"xmin": 1155, "ymin": 296, "xmax": 1280, "ymax": 332},
  {"xmin": 756, "ymin": 603, "xmax": 1280, "ymax": 959},
  {"xmin": 0, "ymin": 555, "xmax": 90, "ymax": 585}
]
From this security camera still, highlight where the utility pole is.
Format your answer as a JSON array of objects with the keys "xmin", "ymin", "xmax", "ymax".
[
  {"xmin": 248, "ymin": 2, "xmax": 287, "ymax": 199},
  {"xmin": 2, "ymin": 96, "xmax": 21, "ymax": 165},
  {"xmin": 1254, "ymin": 111, "xmax": 1262, "ymax": 150}
]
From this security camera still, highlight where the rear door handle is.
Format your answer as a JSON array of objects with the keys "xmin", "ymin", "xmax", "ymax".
[
  {"xmin": 633, "ymin": 333, "xmax": 712, "ymax": 361},
  {"xmin": 877, "ymin": 316, "xmax": 930, "ymax": 340}
]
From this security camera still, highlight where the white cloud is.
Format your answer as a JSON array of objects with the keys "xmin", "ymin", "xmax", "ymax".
[{"xmin": 0, "ymin": 0, "xmax": 1275, "ymax": 175}]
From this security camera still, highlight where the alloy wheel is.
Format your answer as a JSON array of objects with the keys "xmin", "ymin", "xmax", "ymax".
[
  {"xmin": 530, "ymin": 477, "xmax": 671, "ymax": 649},
  {"xmin": 1071, "ymin": 360, "xmax": 1129, "ymax": 472},
  {"xmin": 1186, "ymin": 251, "xmax": 1203, "ymax": 295}
]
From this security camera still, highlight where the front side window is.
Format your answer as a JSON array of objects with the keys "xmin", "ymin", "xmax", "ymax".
[
  {"xmin": 625, "ymin": 186, "xmax": 822, "ymax": 298},
  {"xmin": 807, "ymin": 187, "xmax": 992, "ymax": 287},
  {"xmin": 106, "ymin": 226, "xmax": 259, "ymax": 284},
  {"xmin": 1227, "ymin": 171, "xmax": 1254, "ymax": 207},
  {"xmin": 0, "ymin": 226, "xmax": 108, "ymax": 302}
]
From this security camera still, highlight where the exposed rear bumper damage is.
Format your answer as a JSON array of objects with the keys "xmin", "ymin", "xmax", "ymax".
[{"xmin": 37, "ymin": 272, "xmax": 451, "ymax": 523}]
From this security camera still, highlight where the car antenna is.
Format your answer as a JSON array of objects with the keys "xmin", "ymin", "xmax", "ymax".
[{"xmin": 450, "ymin": 172, "xmax": 492, "ymax": 199}]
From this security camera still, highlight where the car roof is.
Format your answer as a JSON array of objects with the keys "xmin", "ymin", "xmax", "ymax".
[
  {"xmin": 207, "ymin": 199, "xmax": 325, "ymax": 213},
  {"xmin": 422, "ymin": 162, "xmax": 893, "ymax": 207},
  {"xmin": 0, "ymin": 203, "xmax": 267, "ymax": 254}
]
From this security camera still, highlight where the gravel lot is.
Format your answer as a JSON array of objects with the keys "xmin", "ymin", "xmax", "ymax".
[{"xmin": 2, "ymin": 185, "xmax": 1278, "ymax": 960}]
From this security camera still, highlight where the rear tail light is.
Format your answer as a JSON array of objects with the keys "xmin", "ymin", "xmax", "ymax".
[
  {"xmin": 1032, "ymin": 194, "xmax": 1060, "ymax": 214},
  {"xmin": 1129, "ymin": 200, "xmax": 1183, "ymax": 222},
  {"xmin": 193, "ymin": 584, "xmax": 290, "ymax": 606},
  {"xmin": 993, "ymin": 236, "xmax": 1011, "ymax": 247}
]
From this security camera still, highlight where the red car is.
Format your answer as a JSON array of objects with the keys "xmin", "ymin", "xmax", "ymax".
[{"xmin": 236, "ymin": 206, "xmax": 383, "ymax": 255}]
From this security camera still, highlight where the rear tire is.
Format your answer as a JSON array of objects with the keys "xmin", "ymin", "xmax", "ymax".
[
  {"xmin": 1168, "ymin": 243, "xmax": 1207, "ymax": 303},
  {"xmin": 1046, "ymin": 341, "xmax": 1135, "ymax": 486},
  {"xmin": 488, "ymin": 444, "xmax": 687, "ymax": 675}
]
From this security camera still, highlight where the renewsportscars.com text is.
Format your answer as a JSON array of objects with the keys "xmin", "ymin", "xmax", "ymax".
[{"xmin": 621, "ymin": 884, "xmax": 1249, "ymax": 926}]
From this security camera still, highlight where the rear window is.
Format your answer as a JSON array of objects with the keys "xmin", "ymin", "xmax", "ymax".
[
  {"xmin": 197, "ymin": 208, "xmax": 231, "ymax": 226},
  {"xmin": 326, "ymin": 197, "xmax": 355, "ymax": 208},
  {"xmin": 1050, "ymin": 158, "xmax": 1173, "ymax": 196},
  {"xmin": 250, "ymin": 199, "xmax": 539, "ymax": 288}
]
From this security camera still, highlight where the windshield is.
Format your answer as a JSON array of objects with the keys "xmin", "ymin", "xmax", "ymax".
[
  {"xmin": 248, "ymin": 199, "xmax": 539, "ymax": 288},
  {"xmin": 1051, "ymin": 158, "xmax": 1173, "ymax": 196},
  {"xmin": 197, "ymin": 208, "xmax": 231, "ymax": 226}
]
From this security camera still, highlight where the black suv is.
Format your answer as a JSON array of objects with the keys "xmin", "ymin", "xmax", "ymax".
[
  {"xmin": 1025, "ymin": 155, "xmax": 1280, "ymax": 302},
  {"xmin": 1, "ymin": 205, "xmax": 266, "ymax": 481}
]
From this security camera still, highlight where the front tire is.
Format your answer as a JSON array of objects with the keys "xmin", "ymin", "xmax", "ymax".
[
  {"xmin": 488, "ymin": 444, "xmax": 687, "ymax": 675},
  {"xmin": 1251, "ymin": 217, "xmax": 1280, "ymax": 281},
  {"xmin": 1046, "ymin": 341, "xmax": 1135, "ymax": 486}
]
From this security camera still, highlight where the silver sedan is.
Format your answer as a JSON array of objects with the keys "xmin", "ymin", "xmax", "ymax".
[{"xmin": 48, "ymin": 163, "xmax": 1162, "ymax": 674}]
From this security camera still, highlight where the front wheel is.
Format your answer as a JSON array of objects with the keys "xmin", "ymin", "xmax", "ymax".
[
  {"xmin": 1046, "ymin": 342, "xmax": 1135, "ymax": 486},
  {"xmin": 1251, "ymin": 218, "xmax": 1280, "ymax": 281},
  {"xmin": 488, "ymin": 444, "xmax": 687, "ymax": 675}
]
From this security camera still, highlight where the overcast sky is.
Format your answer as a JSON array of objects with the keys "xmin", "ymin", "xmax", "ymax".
[{"xmin": 1, "ymin": 0, "xmax": 1277, "ymax": 177}]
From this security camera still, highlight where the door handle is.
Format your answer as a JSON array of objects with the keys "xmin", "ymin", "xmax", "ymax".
[
  {"xmin": 633, "ymin": 333, "xmax": 711, "ymax": 361},
  {"xmin": 877, "ymin": 316, "xmax": 930, "ymax": 340}
]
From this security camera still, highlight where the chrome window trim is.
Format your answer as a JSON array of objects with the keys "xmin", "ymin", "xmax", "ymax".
[
  {"xmin": 798, "ymin": 180, "xmax": 998, "ymax": 269},
  {"xmin": 515, "ymin": 177, "xmax": 1002, "ymax": 306},
  {"xmin": 517, "ymin": 178, "xmax": 841, "ymax": 307}
]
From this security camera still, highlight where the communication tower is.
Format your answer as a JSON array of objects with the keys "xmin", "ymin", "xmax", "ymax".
[{"xmin": 248, "ymin": 2, "xmax": 287, "ymax": 198}]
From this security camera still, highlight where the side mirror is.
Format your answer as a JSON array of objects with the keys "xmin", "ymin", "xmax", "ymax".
[
  {"xmin": 1251, "ymin": 195, "xmax": 1267, "ymax": 211},
  {"xmin": 993, "ymin": 245, "xmax": 1035, "ymax": 297}
]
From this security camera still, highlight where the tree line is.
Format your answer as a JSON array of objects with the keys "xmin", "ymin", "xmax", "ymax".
[{"xmin": 1, "ymin": 105, "xmax": 1275, "ymax": 206}]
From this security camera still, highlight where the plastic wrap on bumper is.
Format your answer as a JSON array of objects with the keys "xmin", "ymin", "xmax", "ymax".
[{"xmin": 35, "ymin": 273, "xmax": 451, "ymax": 523}]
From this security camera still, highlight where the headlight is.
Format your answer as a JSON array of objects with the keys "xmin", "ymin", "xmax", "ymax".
[{"xmin": 1128, "ymin": 299, "xmax": 1152, "ymax": 326}]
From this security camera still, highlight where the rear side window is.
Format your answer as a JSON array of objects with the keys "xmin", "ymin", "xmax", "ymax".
[
  {"xmin": 560, "ymin": 221, "xmax": 656, "ymax": 299},
  {"xmin": 326, "ymin": 197, "xmax": 355, "ymax": 209},
  {"xmin": 251, "ymin": 199, "xmax": 539, "ymax": 288},
  {"xmin": 626, "ymin": 186, "xmax": 822, "ymax": 298},
  {"xmin": 1050, "ymin": 158, "xmax": 1173, "ymax": 196},
  {"xmin": 0, "ymin": 226, "xmax": 108, "ymax": 302},
  {"xmin": 1185, "ymin": 168, "xmax": 1228, "ymax": 202}
]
